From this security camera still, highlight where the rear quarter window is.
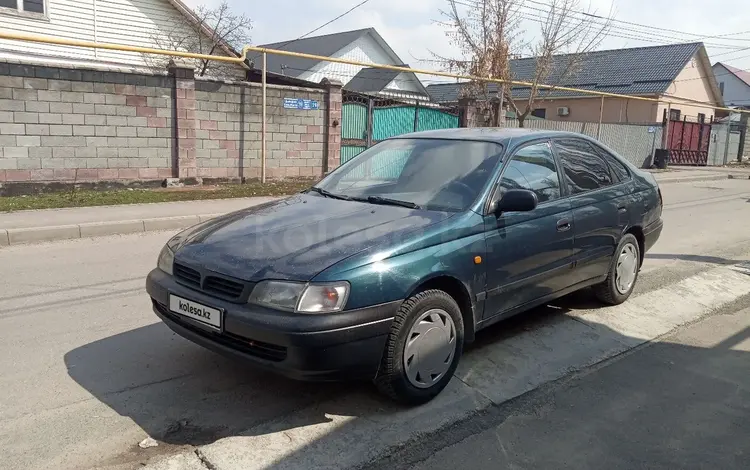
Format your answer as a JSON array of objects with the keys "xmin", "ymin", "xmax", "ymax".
[{"xmin": 591, "ymin": 144, "xmax": 630, "ymax": 182}]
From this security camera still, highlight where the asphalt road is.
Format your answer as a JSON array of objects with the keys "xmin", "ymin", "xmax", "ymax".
[
  {"xmin": 386, "ymin": 303, "xmax": 750, "ymax": 470},
  {"xmin": 1, "ymin": 178, "xmax": 750, "ymax": 470}
]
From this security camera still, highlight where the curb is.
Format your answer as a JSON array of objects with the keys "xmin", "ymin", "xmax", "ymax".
[
  {"xmin": 654, "ymin": 174, "xmax": 749, "ymax": 184},
  {"xmin": 0, "ymin": 212, "xmax": 223, "ymax": 246}
]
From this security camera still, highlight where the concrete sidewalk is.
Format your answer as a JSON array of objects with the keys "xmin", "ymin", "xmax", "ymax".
[
  {"xmin": 647, "ymin": 166, "xmax": 750, "ymax": 183},
  {"xmin": 1, "ymin": 167, "xmax": 748, "ymax": 246},
  {"xmin": 0, "ymin": 197, "xmax": 278, "ymax": 246}
]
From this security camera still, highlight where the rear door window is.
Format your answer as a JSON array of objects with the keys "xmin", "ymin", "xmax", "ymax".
[{"xmin": 553, "ymin": 139, "xmax": 614, "ymax": 194}]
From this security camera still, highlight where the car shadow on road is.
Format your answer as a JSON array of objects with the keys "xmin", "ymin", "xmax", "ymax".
[
  {"xmin": 63, "ymin": 321, "xmax": 368, "ymax": 448},
  {"xmin": 62, "ymin": 286, "xmax": 605, "ymax": 457},
  {"xmin": 645, "ymin": 253, "xmax": 744, "ymax": 266}
]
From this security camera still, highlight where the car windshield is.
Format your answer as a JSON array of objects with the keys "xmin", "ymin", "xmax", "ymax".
[{"xmin": 314, "ymin": 138, "xmax": 504, "ymax": 211}]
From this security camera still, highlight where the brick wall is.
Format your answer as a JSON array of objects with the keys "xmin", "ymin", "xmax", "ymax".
[
  {"xmin": 194, "ymin": 80, "xmax": 327, "ymax": 179},
  {"xmin": 0, "ymin": 60, "xmax": 340, "ymax": 185}
]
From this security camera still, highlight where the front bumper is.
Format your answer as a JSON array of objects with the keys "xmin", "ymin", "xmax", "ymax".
[{"xmin": 146, "ymin": 268, "xmax": 400, "ymax": 381}]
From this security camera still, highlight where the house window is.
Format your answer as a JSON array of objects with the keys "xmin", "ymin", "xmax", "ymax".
[
  {"xmin": 0, "ymin": 0, "xmax": 46, "ymax": 15},
  {"xmin": 719, "ymin": 82, "xmax": 725, "ymax": 96},
  {"xmin": 669, "ymin": 109, "xmax": 682, "ymax": 121},
  {"xmin": 531, "ymin": 108, "xmax": 547, "ymax": 119}
]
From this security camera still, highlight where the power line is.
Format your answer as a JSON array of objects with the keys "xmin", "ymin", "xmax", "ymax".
[
  {"xmin": 515, "ymin": 9, "xmax": 723, "ymax": 51},
  {"xmin": 271, "ymin": 0, "xmax": 372, "ymax": 51},
  {"xmin": 517, "ymin": 2, "xmax": 749, "ymax": 51},
  {"xmin": 452, "ymin": 0, "xmax": 750, "ymax": 52},
  {"xmin": 524, "ymin": 0, "xmax": 750, "ymax": 45},
  {"xmin": 712, "ymin": 45, "xmax": 750, "ymax": 59},
  {"xmin": 515, "ymin": 3, "xmax": 750, "ymax": 85},
  {"xmin": 444, "ymin": 0, "xmax": 750, "ymax": 90},
  {"xmin": 696, "ymin": 29, "xmax": 750, "ymax": 42}
]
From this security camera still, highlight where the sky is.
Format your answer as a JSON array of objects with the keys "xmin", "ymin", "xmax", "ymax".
[{"xmin": 182, "ymin": 0, "xmax": 750, "ymax": 84}]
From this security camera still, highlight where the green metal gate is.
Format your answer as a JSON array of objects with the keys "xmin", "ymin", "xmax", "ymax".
[{"xmin": 341, "ymin": 91, "xmax": 460, "ymax": 164}]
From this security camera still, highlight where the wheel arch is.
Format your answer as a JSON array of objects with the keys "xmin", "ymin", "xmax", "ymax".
[
  {"xmin": 624, "ymin": 225, "xmax": 645, "ymax": 266},
  {"xmin": 405, "ymin": 274, "xmax": 477, "ymax": 343}
]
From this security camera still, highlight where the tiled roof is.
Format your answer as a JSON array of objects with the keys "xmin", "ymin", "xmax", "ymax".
[{"xmin": 427, "ymin": 42, "xmax": 703, "ymax": 103}]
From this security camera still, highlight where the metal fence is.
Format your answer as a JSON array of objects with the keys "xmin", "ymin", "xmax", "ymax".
[
  {"xmin": 341, "ymin": 91, "xmax": 460, "ymax": 164},
  {"xmin": 503, "ymin": 118, "xmax": 663, "ymax": 168},
  {"xmin": 708, "ymin": 123, "xmax": 743, "ymax": 166}
]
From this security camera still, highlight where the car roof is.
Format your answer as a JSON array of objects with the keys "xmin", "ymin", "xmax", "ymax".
[{"xmin": 391, "ymin": 127, "xmax": 585, "ymax": 144}]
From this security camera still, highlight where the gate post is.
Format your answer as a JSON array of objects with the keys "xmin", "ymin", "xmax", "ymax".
[
  {"xmin": 413, "ymin": 101, "xmax": 420, "ymax": 132},
  {"xmin": 322, "ymin": 78, "xmax": 343, "ymax": 174},
  {"xmin": 458, "ymin": 97, "xmax": 478, "ymax": 128},
  {"xmin": 168, "ymin": 60, "xmax": 198, "ymax": 181},
  {"xmin": 723, "ymin": 113, "xmax": 733, "ymax": 165},
  {"xmin": 662, "ymin": 105, "xmax": 671, "ymax": 149},
  {"xmin": 738, "ymin": 113, "xmax": 749, "ymax": 162},
  {"xmin": 366, "ymin": 97, "xmax": 374, "ymax": 147}
]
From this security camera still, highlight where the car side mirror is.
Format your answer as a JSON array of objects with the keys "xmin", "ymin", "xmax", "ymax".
[{"xmin": 495, "ymin": 189, "xmax": 538, "ymax": 215}]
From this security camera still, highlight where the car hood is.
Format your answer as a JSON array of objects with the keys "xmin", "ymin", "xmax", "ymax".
[{"xmin": 172, "ymin": 194, "xmax": 453, "ymax": 281}]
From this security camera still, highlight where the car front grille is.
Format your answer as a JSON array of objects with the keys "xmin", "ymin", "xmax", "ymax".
[
  {"xmin": 172, "ymin": 261, "xmax": 249, "ymax": 301},
  {"xmin": 174, "ymin": 263, "xmax": 201, "ymax": 288},
  {"xmin": 204, "ymin": 276, "xmax": 245, "ymax": 298}
]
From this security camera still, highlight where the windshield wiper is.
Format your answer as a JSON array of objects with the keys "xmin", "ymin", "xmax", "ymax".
[
  {"xmin": 308, "ymin": 187, "xmax": 351, "ymax": 201},
  {"xmin": 354, "ymin": 195, "xmax": 421, "ymax": 210}
]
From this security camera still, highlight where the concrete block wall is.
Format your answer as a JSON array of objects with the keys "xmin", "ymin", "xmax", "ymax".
[
  {"xmin": 0, "ymin": 63, "xmax": 174, "ymax": 182},
  {"xmin": 0, "ymin": 60, "xmax": 341, "ymax": 185},
  {"xmin": 193, "ymin": 81, "xmax": 327, "ymax": 179}
]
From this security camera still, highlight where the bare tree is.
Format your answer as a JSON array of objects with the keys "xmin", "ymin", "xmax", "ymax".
[
  {"xmin": 438, "ymin": 0, "xmax": 611, "ymax": 127},
  {"xmin": 437, "ymin": 0, "xmax": 524, "ymax": 126},
  {"xmin": 145, "ymin": 1, "xmax": 251, "ymax": 78}
]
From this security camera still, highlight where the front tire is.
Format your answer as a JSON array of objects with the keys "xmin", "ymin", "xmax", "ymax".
[
  {"xmin": 593, "ymin": 233, "xmax": 641, "ymax": 305},
  {"xmin": 374, "ymin": 289, "xmax": 464, "ymax": 405}
]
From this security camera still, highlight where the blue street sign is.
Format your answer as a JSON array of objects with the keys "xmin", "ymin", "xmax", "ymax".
[{"xmin": 283, "ymin": 97, "xmax": 319, "ymax": 110}]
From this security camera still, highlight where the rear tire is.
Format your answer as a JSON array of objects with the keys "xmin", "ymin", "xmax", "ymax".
[
  {"xmin": 593, "ymin": 233, "xmax": 641, "ymax": 306},
  {"xmin": 374, "ymin": 289, "xmax": 464, "ymax": 405}
]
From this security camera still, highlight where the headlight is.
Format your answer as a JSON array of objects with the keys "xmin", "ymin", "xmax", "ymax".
[
  {"xmin": 248, "ymin": 281, "xmax": 305, "ymax": 310},
  {"xmin": 157, "ymin": 245, "xmax": 174, "ymax": 275},
  {"xmin": 248, "ymin": 281, "xmax": 349, "ymax": 313},
  {"xmin": 297, "ymin": 284, "xmax": 349, "ymax": 313}
]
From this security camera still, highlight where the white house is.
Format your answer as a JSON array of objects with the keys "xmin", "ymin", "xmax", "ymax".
[
  {"xmin": 0, "ymin": 0, "xmax": 241, "ymax": 72},
  {"xmin": 255, "ymin": 28, "xmax": 430, "ymax": 101},
  {"xmin": 713, "ymin": 62, "xmax": 750, "ymax": 107}
]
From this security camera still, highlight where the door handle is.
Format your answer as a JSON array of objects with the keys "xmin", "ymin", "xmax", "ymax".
[
  {"xmin": 617, "ymin": 206, "xmax": 627, "ymax": 213},
  {"xmin": 556, "ymin": 219, "xmax": 571, "ymax": 232}
]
